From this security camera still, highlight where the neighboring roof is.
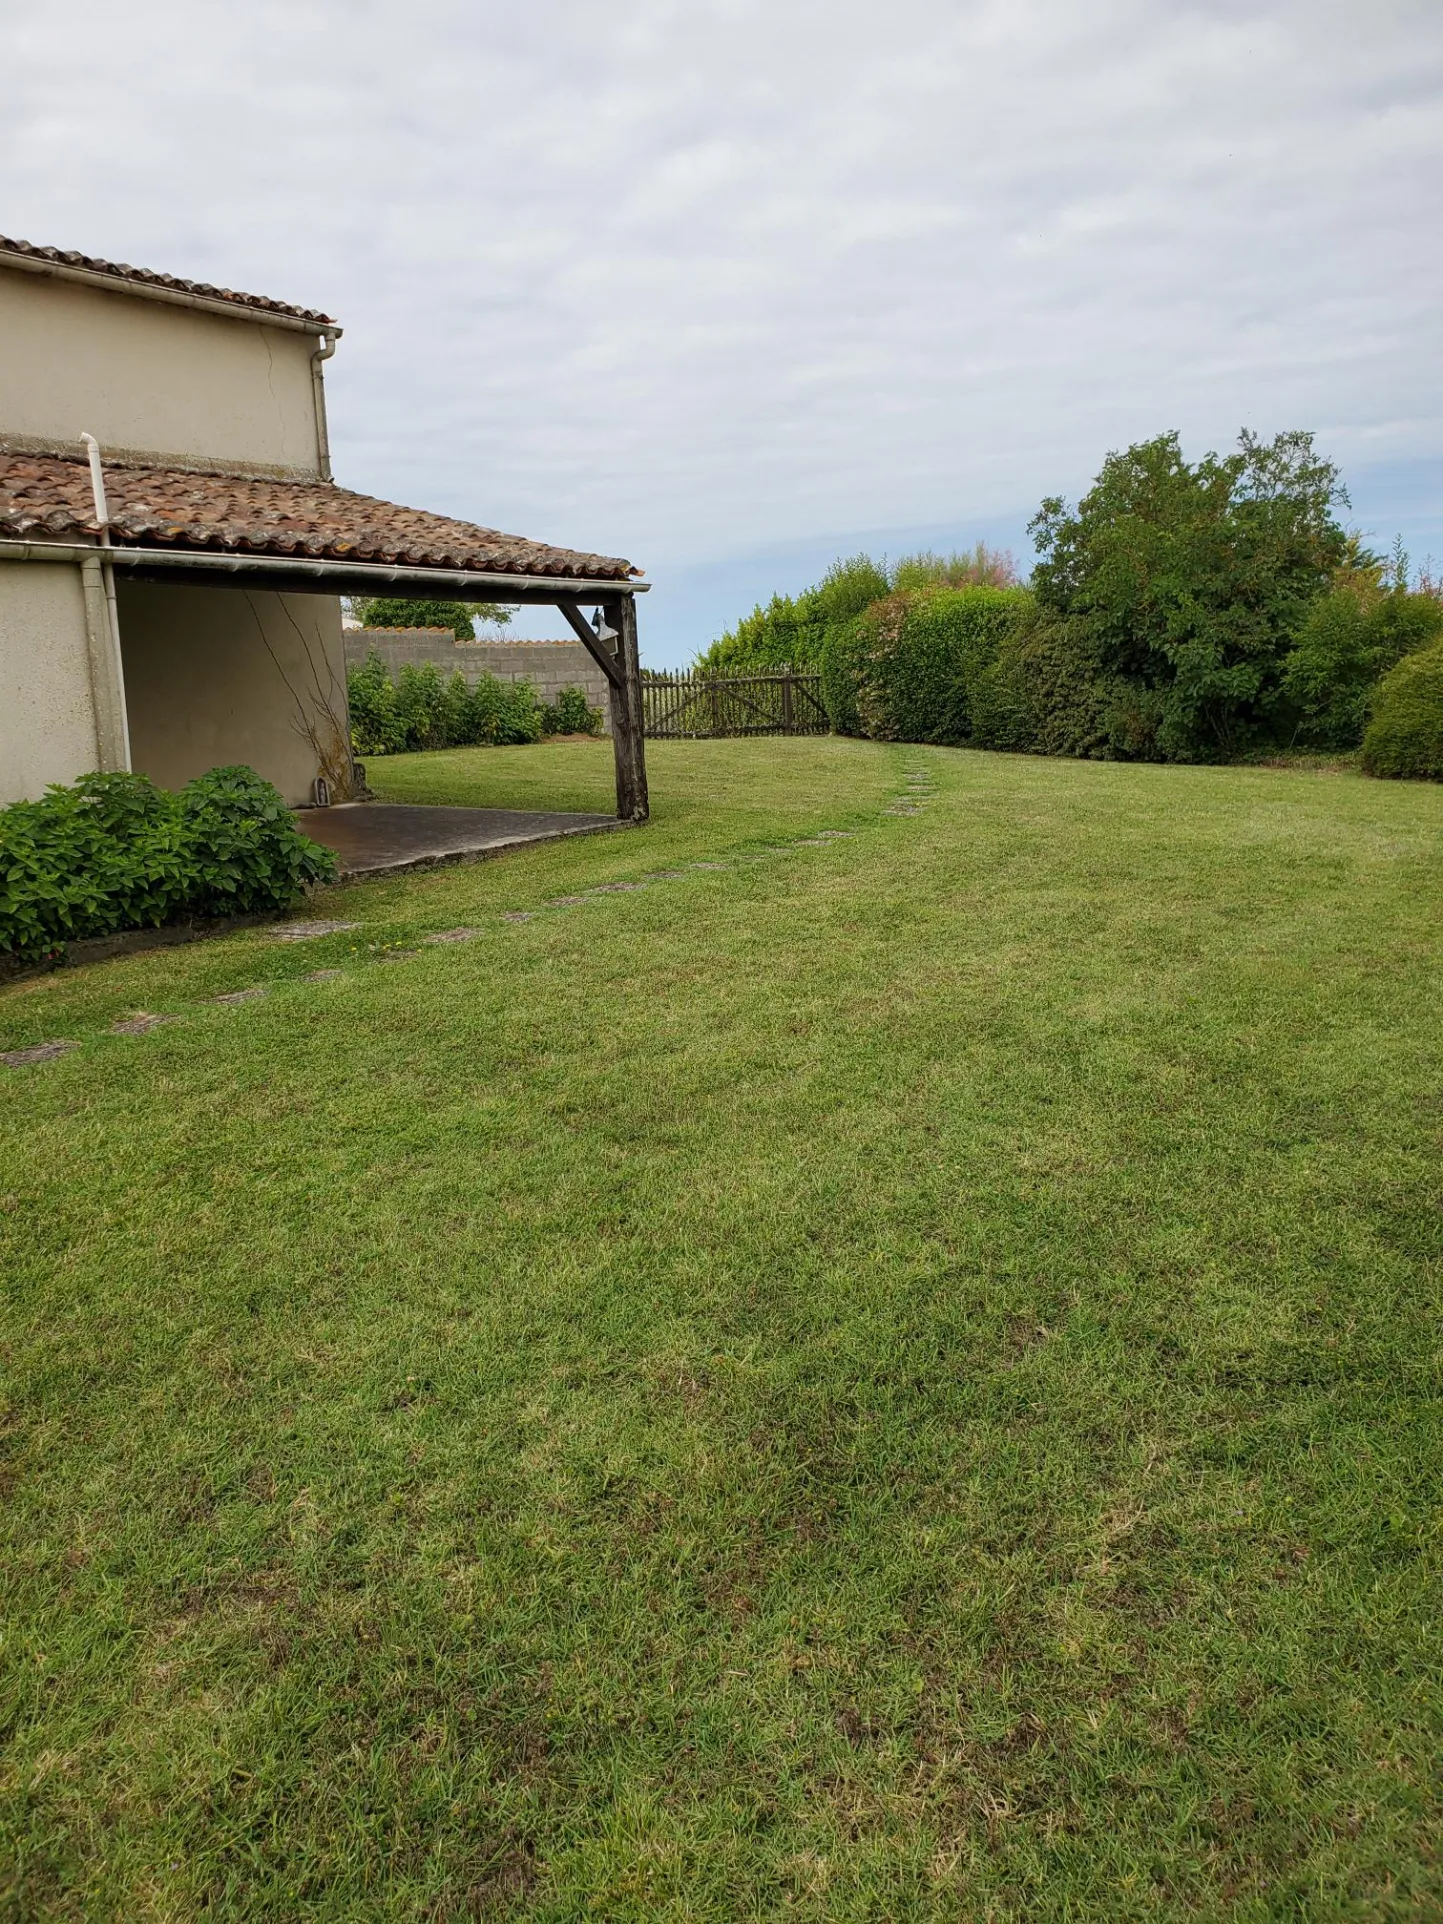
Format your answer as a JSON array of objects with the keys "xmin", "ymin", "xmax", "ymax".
[
  {"xmin": 0, "ymin": 451, "xmax": 637, "ymax": 581},
  {"xmin": 0, "ymin": 235, "xmax": 337, "ymax": 328}
]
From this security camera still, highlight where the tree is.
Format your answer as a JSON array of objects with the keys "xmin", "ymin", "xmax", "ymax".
[
  {"xmin": 350, "ymin": 596, "xmax": 513, "ymax": 641},
  {"xmin": 1029, "ymin": 430, "xmax": 1349, "ymax": 760}
]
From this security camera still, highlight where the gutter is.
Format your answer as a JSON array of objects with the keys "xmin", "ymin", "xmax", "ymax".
[
  {"xmin": 0, "ymin": 246, "xmax": 337, "ymax": 337},
  {"xmin": 0, "ymin": 537, "xmax": 648, "ymax": 601}
]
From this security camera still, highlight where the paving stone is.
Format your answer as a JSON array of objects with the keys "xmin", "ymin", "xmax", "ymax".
[
  {"xmin": 586, "ymin": 880, "xmax": 650, "ymax": 893},
  {"xmin": 422, "ymin": 927, "xmax": 480, "ymax": 945},
  {"xmin": 1, "ymin": 1039, "xmax": 78, "ymax": 1068},
  {"xmin": 266, "ymin": 920, "xmax": 360, "ymax": 942},
  {"xmin": 501, "ymin": 911, "xmax": 535, "ymax": 923},
  {"xmin": 305, "ymin": 969, "xmax": 345, "ymax": 982},
  {"xmin": 213, "ymin": 986, "xmax": 268, "ymax": 1005},
  {"xmin": 109, "ymin": 1013, "xmax": 182, "ymax": 1036}
]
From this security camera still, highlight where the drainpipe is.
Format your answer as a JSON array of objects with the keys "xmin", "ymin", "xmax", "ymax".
[
  {"xmin": 78, "ymin": 433, "xmax": 132, "ymax": 772},
  {"xmin": 310, "ymin": 328, "xmax": 338, "ymax": 482}
]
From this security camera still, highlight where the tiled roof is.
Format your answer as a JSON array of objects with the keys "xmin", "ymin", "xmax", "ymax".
[
  {"xmin": 0, "ymin": 452, "xmax": 638, "ymax": 582},
  {"xmin": 0, "ymin": 235, "xmax": 336, "ymax": 327}
]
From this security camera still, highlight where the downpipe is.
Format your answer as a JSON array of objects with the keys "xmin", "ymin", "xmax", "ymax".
[
  {"xmin": 78, "ymin": 432, "xmax": 132, "ymax": 771},
  {"xmin": 310, "ymin": 329, "xmax": 338, "ymax": 482}
]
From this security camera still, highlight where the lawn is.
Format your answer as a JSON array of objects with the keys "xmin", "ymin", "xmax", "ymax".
[{"xmin": 2, "ymin": 736, "xmax": 1441, "ymax": 1920}]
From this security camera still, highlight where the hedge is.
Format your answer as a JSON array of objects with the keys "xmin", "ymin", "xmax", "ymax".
[
  {"xmin": 0, "ymin": 766, "xmax": 336, "ymax": 963},
  {"xmin": 347, "ymin": 653, "xmax": 598, "ymax": 756},
  {"xmin": 822, "ymin": 587, "xmax": 1035, "ymax": 744},
  {"xmin": 1361, "ymin": 646, "xmax": 1443, "ymax": 781}
]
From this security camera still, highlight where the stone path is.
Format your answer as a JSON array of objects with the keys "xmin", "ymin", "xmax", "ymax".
[{"xmin": 2, "ymin": 763, "xmax": 939, "ymax": 1070}]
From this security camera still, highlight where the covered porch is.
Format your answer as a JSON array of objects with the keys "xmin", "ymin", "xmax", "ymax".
[{"xmin": 0, "ymin": 449, "xmax": 650, "ymax": 825}]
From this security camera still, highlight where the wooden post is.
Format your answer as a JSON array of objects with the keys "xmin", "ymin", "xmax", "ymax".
[
  {"xmin": 606, "ymin": 594, "xmax": 649, "ymax": 822},
  {"xmin": 781, "ymin": 669, "xmax": 794, "ymax": 733}
]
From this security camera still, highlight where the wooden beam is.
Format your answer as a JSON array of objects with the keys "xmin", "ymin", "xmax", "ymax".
[
  {"xmin": 555, "ymin": 596, "xmax": 623, "ymax": 687},
  {"xmin": 605, "ymin": 593, "xmax": 649, "ymax": 823}
]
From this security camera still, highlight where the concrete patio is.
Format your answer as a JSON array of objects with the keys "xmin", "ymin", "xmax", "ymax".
[{"xmin": 295, "ymin": 802, "xmax": 626, "ymax": 879}]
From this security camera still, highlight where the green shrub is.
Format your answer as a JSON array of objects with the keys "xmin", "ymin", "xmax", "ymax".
[
  {"xmin": 468, "ymin": 674, "xmax": 543, "ymax": 745},
  {"xmin": 0, "ymin": 767, "xmax": 335, "ymax": 962},
  {"xmin": 819, "ymin": 618, "xmax": 866, "ymax": 734},
  {"xmin": 1284, "ymin": 587, "xmax": 1443, "ymax": 749},
  {"xmin": 347, "ymin": 649, "xmax": 406, "ymax": 756},
  {"xmin": 541, "ymin": 686, "xmax": 603, "ymax": 735},
  {"xmin": 698, "ymin": 555, "xmax": 891, "ymax": 675},
  {"xmin": 178, "ymin": 765, "xmax": 337, "ymax": 918},
  {"xmin": 838, "ymin": 586, "xmax": 1035, "ymax": 745},
  {"xmin": 1361, "ymin": 646, "xmax": 1443, "ymax": 780}
]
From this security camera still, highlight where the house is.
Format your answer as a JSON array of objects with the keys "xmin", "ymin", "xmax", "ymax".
[{"xmin": 0, "ymin": 238, "xmax": 648, "ymax": 818}]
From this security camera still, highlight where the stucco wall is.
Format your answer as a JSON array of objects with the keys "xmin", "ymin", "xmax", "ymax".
[
  {"xmin": 0, "ymin": 560, "xmax": 99, "ymax": 804},
  {"xmin": 344, "ymin": 629, "xmax": 612, "ymax": 730},
  {"xmin": 118, "ymin": 581, "xmax": 347, "ymax": 805},
  {"xmin": 0, "ymin": 268, "xmax": 323, "ymax": 475}
]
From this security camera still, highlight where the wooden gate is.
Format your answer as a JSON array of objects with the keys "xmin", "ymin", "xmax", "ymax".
[{"xmin": 642, "ymin": 670, "xmax": 829, "ymax": 739}]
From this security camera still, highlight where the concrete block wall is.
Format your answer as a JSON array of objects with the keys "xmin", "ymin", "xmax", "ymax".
[{"xmin": 343, "ymin": 628, "xmax": 611, "ymax": 732}]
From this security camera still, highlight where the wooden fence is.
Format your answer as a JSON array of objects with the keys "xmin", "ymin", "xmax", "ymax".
[{"xmin": 642, "ymin": 670, "xmax": 829, "ymax": 739}]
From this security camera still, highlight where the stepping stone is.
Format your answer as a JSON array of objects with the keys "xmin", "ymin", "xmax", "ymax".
[
  {"xmin": 814, "ymin": 832, "xmax": 853, "ymax": 840},
  {"xmin": 502, "ymin": 911, "xmax": 535, "ymax": 923},
  {"xmin": 1, "ymin": 1039, "xmax": 78, "ymax": 1068},
  {"xmin": 550, "ymin": 894, "xmax": 591, "ymax": 907},
  {"xmin": 110, "ymin": 1013, "xmax": 181, "ymax": 1036},
  {"xmin": 305, "ymin": 969, "xmax": 345, "ymax": 982},
  {"xmin": 422, "ymin": 927, "xmax": 480, "ymax": 945},
  {"xmin": 266, "ymin": 920, "xmax": 360, "ymax": 942},
  {"xmin": 213, "ymin": 986, "xmax": 268, "ymax": 1005},
  {"xmin": 689, "ymin": 862, "xmax": 731, "ymax": 871},
  {"xmin": 587, "ymin": 880, "xmax": 650, "ymax": 893}
]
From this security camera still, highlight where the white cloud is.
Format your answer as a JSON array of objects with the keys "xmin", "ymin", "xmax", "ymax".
[{"xmin": 3, "ymin": 0, "xmax": 1440, "ymax": 659}]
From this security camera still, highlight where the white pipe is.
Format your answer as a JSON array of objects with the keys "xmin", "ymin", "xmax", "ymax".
[
  {"xmin": 0, "ymin": 537, "xmax": 648, "ymax": 599},
  {"xmin": 76, "ymin": 435, "xmax": 131, "ymax": 771},
  {"xmin": 310, "ymin": 329, "xmax": 338, "ymax": 482}
]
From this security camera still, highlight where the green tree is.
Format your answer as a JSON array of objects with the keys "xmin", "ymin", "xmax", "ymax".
[
  {"xmin": 356, "ymin": 597, "xmax": 512, "ymax": 641},
  {"xmin": 1029, "ymin": 430, "xmax": 1349, "ymax": 761}
]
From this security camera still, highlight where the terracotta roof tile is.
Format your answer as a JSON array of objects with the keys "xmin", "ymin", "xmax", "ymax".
[
  {"xmin": 0, "ymin": 453, "xmax": 637, "ymax": 582},
  {"xmin": 0, "ymin": 235, "xmax": 336, "ymax": 326}
]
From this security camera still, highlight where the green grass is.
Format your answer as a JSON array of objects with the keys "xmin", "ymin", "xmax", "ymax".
[{"xmin": 2, "ymin": 737, "xmax": 1441, "ymax": 1920}]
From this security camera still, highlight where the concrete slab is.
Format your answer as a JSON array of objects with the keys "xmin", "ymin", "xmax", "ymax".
[{"xmin": 295, "ymin": 802, "xmax": 625, "ymax": 879}]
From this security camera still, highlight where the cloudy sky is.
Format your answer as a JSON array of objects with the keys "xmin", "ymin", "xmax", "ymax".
[{"xmin": 5, "ymin": 0, "xmax": 1441, "ymax": 663}]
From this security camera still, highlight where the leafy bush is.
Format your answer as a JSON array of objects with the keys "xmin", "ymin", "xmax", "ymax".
[
  {"xmin": 347, "ymin": 649, "xmax": 407, "ymax": 756},
  {"xmin": 466, "ymin": 674, "xmax": 543, "ymax": 745},
  {"xmin": 699, "ymin": 548, "xmax": 1018, "ymax": 677},
  {"xmin": 346, "ymin": 655, "xmax": 545, "ymax": 753},
  {"xmin": 819, "ymin": 618, "xmax": 867, "ymax": 734},
  {"xmin": 178, "ymin": 766, "xmax": 337, "ymax": 918},
  {"xmin": 541, "ymin": 686, "xmax": 603, "ymax": 735},
  {"xmin": 1284, "ymin": 587, "xmax": 1443, "ymax": 749},
  {"xmin": 0, "ymin": 768, "xmax": 335, "ymax": 962},
  {"xmin": 826, "ymin": 587, "xmax": 1034, "ymax": 744},
  {"xmin": 1361, "ymin": 646, "xmax": 1443, "ymax": 780}
]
